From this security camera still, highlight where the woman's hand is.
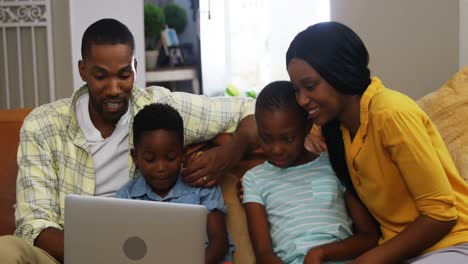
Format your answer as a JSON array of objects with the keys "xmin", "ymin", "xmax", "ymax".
[
  {"xmin": 304, "ymin": 247, "xmax": 325, "ymax": 264},
  {"xmin": 350, "ymin": 250, "xmax": 394, "ymax": 264},
  {"xmin": 305, "ymin": 125, "xmax": 327, "ymax": 154}
]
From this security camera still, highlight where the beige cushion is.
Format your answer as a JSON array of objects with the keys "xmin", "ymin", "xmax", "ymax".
[
  {"xmin": 417, "ymin": 67, "xmax": 468, "ymax": 182},
  {"xmin": 219, "ymin": 173, "xmax": 255, "ymax": 264}
]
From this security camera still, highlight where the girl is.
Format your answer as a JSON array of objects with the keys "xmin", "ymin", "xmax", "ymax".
[{"xmin": 243, "ymin": 81, "xmax": 379, "ymax": 264}]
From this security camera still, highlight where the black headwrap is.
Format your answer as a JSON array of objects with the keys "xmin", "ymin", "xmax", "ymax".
[
  {"xmin": 286, "ymin": 21, "xmax": 371, "ymax": 95},
  {"xmin": 286, "ymin": 22, "xmax": 372, "ymax": 197}
]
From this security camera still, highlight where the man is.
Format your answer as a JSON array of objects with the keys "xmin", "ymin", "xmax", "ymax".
[{"xmin": 0, "ymin": 18, "xmax": 256, "ymax": 263}]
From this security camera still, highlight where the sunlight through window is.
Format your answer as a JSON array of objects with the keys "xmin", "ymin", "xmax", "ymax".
[{"xmin": 200, "ymin": 0, "xmax": 329, "ymax": 96}]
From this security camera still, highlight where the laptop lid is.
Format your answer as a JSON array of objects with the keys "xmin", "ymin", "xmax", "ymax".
[{"xmin": 65, "ymin": 194, "xmax": 207, "ymax": 264}]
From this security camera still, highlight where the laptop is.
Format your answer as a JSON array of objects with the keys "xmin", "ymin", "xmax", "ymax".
[{"xmin": 64, "ymin": 194, "xmax": 207, "ymax": 264}]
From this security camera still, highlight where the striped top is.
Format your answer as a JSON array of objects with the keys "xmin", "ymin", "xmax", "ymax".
[{"xmin": 242, "ymin": 153, "xmax": 352, "ymax": 264}]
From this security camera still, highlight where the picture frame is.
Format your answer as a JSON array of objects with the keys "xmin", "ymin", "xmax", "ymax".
[{"xmin": 160, "ymin": 27, "xmax": 184, "ymax": 66}]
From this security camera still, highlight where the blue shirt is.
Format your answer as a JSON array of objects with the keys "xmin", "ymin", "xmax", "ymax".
[
  {"xmin": 115, "ymin": 172, "xmax": 233, "ymax": 261},
  {"xmin": 243, "ymin": 153, "xmax": 352, "ymax": 264},
  {"xmin": 115, "ymin": 174, "xmax": 226, "ymax": 214}
]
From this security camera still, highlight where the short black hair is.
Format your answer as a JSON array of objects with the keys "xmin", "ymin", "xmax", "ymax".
[
  {"xmin": 133, "ymin": 103, "xmax": 184, "ymax": 147},
  {"xmin": 255, "ymin": 81, "xmax": 307, "ymax": 120},
  {"xmin": 81, "ymin": 18, "xmax": 135, "ymax": 59}
]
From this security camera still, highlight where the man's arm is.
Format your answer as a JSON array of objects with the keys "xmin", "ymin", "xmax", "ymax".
[
  {"xmin": 15, "ymin": 110, "xmax": 64, "ymax": 262},
  {"xmin": 183, "ymin": 115, "xmax": 258, "ymax": 186},
  {"xmin": 304, "ymin": 191, "xmax": 380, "ymax": 263},
  {"xmin": 244, "ymin": 202, "xmax": 283, "ymax": 264},
  {"xmin": 149, "ymin": 87, "xmax": 257, "ymax": 187},
  {"xmin": 35, "ymin": 228, "xmax": 64, "ymax": 263},
  {"xmin": 205, "ymin": 210, "xmax": 229, "ymax": 264}
]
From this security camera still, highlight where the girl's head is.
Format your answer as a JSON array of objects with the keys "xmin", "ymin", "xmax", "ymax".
[
  {"xmin": 255, "ymin": 81, "xmax": 312, "ymax": 168},
  {"xmin": 132, "ymin": 103, "xmax": 184, "ymax": 197},
  {"xmin": 286, "ymin": 21, "xmax": 371, "ymax": 126}
]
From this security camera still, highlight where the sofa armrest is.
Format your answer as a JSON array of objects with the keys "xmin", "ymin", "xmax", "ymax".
[{"xmin": 0, "ymin": 108, "xmax": 32, "ymax": 236}]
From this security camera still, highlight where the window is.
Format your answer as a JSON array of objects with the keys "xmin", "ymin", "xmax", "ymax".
[{"xmin": 200, "ymin": 0, "xmax": 329, "ymax": 96}]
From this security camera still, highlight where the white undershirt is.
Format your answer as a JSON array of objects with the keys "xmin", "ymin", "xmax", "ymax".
[{"xmin": 76, "ymin": 94, "xmax": 131, "ymax": 197}]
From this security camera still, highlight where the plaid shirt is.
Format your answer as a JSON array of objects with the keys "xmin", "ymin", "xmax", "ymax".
[{"xmin": 15, "ymin": 85, "xmax": 254, "ymax": 244}]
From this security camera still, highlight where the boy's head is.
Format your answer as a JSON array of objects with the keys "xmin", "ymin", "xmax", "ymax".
[
  {"xmin": 132, "ymin": 103, "xmax": 184, "ymax": 197},
  {"xmin": 79, "ymin": 18, "xmax": 137, "ymax": 129},
  {"xmin": 255, "ymin": 81, "xmax": 311, "ymax": 168}
]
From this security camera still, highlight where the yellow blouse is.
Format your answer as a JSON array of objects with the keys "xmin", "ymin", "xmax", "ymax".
[{"xmin": 341, "ymin": 77, "xmax": 468, "ymax": 253}]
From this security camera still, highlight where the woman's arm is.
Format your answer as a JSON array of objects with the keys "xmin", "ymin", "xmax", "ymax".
[
  {"xmin": 305, "ymin": 191, "xmax": 380, "ymax": 263},
  {"xmin": 205, "ymin": 209, "xmax": 229, "ymax": 264},
  {"xmin": 352, "ymin": 216, "xmax": 456, "ymax": 263},
  {"xmin": 244, "ymin": 202, "xmax": 283, "ymax": 264}
]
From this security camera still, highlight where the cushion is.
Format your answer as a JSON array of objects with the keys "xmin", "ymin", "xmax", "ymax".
[
  {"xmin": 0, "ymin": 108, "xmax": 32, "ymax": 235},
  {"xmin": 417, "ymin": 67, "xmax": 468, "ymax": 182}
]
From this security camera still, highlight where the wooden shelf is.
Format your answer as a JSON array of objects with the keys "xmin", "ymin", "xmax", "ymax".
[{"xmin": 145, "ymin": 66, "xmax": 200, "ymax": 94}]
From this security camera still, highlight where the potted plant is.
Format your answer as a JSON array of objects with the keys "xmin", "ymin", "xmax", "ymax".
[
  {"xmin": 163, "ymin": 3, "xmax": 188, "ymax": 34},
  {"xmin": 144, "ymin": 3, "xmax": 165, "ymax": 70}
]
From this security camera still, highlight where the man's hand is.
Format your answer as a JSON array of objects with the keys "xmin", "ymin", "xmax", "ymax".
[
  {"xmin": 182, "ymin": 145, "xmax": 233, "ymax": 187},
  {"xmin": 305, "ymin": 125, "xmax": 327, "ymax": 154},
  {"xmin": 183, "ymin": 115, "xmax": 257, "ymax": 188}
]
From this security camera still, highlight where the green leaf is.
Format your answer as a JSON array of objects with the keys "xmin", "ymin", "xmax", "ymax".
[
  {"xmin": 245, "ymin": 90, "xmax": 257, "ymax": 99},
  {"xmin": 226, "ymin": 84, "xmax": 240, "ymax": 96}
]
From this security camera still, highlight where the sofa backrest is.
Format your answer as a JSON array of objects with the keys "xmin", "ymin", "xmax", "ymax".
[{"xmin": 0, "ymin": 108, "xmax": 31, "ymax": 235}]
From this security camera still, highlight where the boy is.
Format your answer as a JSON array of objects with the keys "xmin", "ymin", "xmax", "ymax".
[
  {"xmin": 242, "ymin": 81, "xmax": 379, "ymax": 264},
  {"xmin": 115, "ymin": 103, "xmax": 231, "ymax": 263}
]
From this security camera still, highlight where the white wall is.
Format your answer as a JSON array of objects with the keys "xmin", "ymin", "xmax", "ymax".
[
  {"xmin": 199, "ymin": 0, "xmax": 465, "ymax": 97},
  {"xmin": 267, "ymin": 0, "xmax": 329, "ymax": 83},
  {"xmin": 69, "ymin": 0, "xmax": 145, "ymax": 90},
  {"xmin": 461, "ymin": 0, "xmax": 468, "ymax": 69},
  {"xmin": 330, "ymin": 0, "xmax": 459, "ymax": 99},
  {"xmin": 199, "ymin": 0, "xmax": 227, "ymax": 96}
]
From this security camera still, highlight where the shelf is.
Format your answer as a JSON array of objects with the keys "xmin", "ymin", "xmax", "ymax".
[{"xmin": 145, "ymin": 66, "xmax": 200, "ymax": 94}]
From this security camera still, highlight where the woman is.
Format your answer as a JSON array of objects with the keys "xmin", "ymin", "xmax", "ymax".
[{"xmin": 286, "ymin": 21, "xmax": 468, "ymax": 263}]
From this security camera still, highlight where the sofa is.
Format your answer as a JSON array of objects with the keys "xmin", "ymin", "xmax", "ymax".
[{"xmin": 0, "ymin": 67, "xmax": 467, "ymax": 263}]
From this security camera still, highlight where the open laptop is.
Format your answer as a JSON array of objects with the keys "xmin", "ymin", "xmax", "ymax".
[{"xmin": 64, "ymin": 194, "xmax": 207, "ymax": 264}]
